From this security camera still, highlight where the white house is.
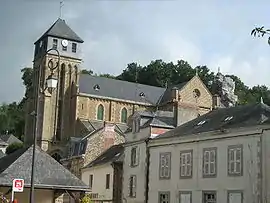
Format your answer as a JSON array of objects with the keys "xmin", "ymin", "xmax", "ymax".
[{"xmin": 81, "ymin": 144, "xmax": 124, "ymax": 203}]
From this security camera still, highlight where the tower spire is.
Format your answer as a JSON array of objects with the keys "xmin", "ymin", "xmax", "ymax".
[{"xmin": 59, "ymin": 1, "xmax": 64, "ymax": 19}]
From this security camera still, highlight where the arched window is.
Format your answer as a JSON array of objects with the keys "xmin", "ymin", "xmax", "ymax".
[
  {"xmin": 121, "ymin": 108, "xmax": 128, "ymax": 123},
  {"xmin": 97, "ymin": 104, "xmax": 104, "ymax": 120}
]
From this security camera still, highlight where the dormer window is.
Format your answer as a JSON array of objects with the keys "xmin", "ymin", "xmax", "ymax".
[
  {"xmin": 224, "ymin": 116, "xmax": 233, "ymax": 122},
  {"xmin": 72, "ymin": 43, "xmax": 77, "ymax": 53},
  {"xmin": 139, "ymin": 92, "xmax": 145, "ymax": 98},
  {"xmin": 93, "ymin": 84, "xmax": 100, "ymax": 91},
  {"xmin": 132, "ymin": 118, "xmax": 140, "ymax": 134},
  {"xmin": 52, "ymin": 39, "xmax": 58, "ymax": 49},
  {"xmin": 197, "ymin": 120, "xmax": 206, "ymax": 126}
]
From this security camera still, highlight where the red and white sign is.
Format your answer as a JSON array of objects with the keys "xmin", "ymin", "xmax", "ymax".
[{"xmin": 12, "ymin": 179, "xmax": 24, "ymax": 192}]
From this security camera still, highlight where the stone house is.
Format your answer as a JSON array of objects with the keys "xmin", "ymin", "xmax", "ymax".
[
  {"xmin": 123, "ymin": 102, "xmax": 270, "ymax": 203},
  {"xmin": 81, "ymin": 144, "xmax": 124, "ymax": 203},
  {"xmin": 23, "ymin": 17, "xmax": 214, "ymax": 171}
]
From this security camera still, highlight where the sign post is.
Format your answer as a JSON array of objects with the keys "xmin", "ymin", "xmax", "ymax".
[{"xmin": 11, "ymin": 179, "xmax": 24, "ymax": 202}]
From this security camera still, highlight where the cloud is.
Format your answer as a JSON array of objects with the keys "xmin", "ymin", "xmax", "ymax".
[{"xmin": 1, "ymin": 0, "xmax": 270, "ymax": 103}]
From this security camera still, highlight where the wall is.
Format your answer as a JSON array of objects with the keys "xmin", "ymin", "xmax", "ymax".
[
  {"xmin": 81, "ymin": 164, "xmax": 114, "ymax": 201},
  {"xmin": 148, "ymin": 132, "xmax": 261, "ymax": 203},
  {"xmin": 122, "ymin": 141, "xmax": 148, "ymax": 203},
  {"xmin": 76, "ymin": 95, "xmax": 148, "ymax": 123},
  {"xmin": 0, "ymin": 187, "xmax": 54, "ymax": 203}
]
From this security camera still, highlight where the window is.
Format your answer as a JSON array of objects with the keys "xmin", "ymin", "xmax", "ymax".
[
  {"xmin": 180, "ymin": 150, "xmax": 193, "ymax": 178},
  {"xmin": 159, "ymin": 152, "xmax": 171, "ymax": 179},
  {"xmin": 203, "ymin": 147, "xmax": 217, "ymax": 177},
  {"xmin": 159, "ymin": 192, "xmax": 170, "ymax": 203},
  {"xmin": 228, "ymin": 145, "xmax": 243, "ymax": 176},
  {"xmin": 179, "ymin": 191, "xmax": 192, "ymax": 203},
  {"xmin": 132, "ymin": 118, "xmax": 140, "ymax": 133},
  {"xmin": 130, "ymin": 147, "xmax": 139, "ymax": 167},
  {"xmin": 203, "ymin": 191, "xmax": 216, "ymax": 203},
  {"xmin": 228, "ymin": 191, "xmax": 243, "ymax": 203},
  {"xmin": 72, "ymin": 43, "xmax": 77, "ymax": 53},
  {"xmin": 89, "ymin": 174, "xmax": 93, "ymax": 190},
  {"xmin": 52, "ymin": 39, "xmax": 58, "ymax": 49},
  {"xmin": 62, "ymin": 44, "xmax": 67, "ymax": 51},
  {"xmin": 97, "ymin": 104, "xmax": 104, "ymax": 120},
  {"xmin": 129, "ymin": 175, "xmax": 136, "ymax": 198},
  {"xmin": 121, "ymin": 107, "xmax": 128, "ymax": 123},
  {"xmin": 106, "ymin": 174, "xmax": 110, "ymax": 189}
]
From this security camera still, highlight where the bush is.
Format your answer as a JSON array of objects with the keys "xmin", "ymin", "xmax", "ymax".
[
  {"xmin": 5, "ymin": 142, "xmax": 24, "ymax": 155},
  {"xmin": 80, "ymin": 194, "xmax": 93, "ymax": 203}
]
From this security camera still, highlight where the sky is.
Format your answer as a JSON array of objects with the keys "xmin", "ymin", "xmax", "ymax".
[{"xmin": 0, "ymin": 0, "xmax": 270, "ymax": 103}]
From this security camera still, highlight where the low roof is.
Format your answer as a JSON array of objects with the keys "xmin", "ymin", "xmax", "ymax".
[
  {"xmin": 0, "ymin": 145, "xmax": 89, "ymax": 191},
  {"xmin": 155, "ymin": 102, "xmax": 270, "ymax": 139},
  {"xmin": 83, "ymin": 144, "xmax": 124, "ymax": 168},
  {"xmin": 0, "ymin": 134, "xmax": 22, "ymax": 145},
  {"xmin": 0, "ymin": 138, "xmax": 8, "ymax": 146},
  {"xmin": 0, "ymin": 151, "xmax": 5, "ymax": 158}
]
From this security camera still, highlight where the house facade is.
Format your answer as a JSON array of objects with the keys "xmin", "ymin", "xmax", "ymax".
[
  {"xmin": 122, "ymin": 102, "xmax": 270, "ymax": 203},
  {"xmin": 81, "ymin": 144, "xmax": 124, "ymax": 203}
]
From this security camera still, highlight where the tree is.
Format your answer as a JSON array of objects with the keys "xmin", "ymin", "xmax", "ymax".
[
  {"xmin": 251, "ymin": 26, "xmax": 270, "ymax": 45},
  {"xmin": 81, "ymin": 69, "xmax": 93, "ymax": 75},
  {"xmin": 5, "ymin": 142, "xmax": 24, "ymax": 155}
]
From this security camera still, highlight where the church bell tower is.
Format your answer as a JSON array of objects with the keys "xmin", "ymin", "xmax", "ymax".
[{"xmin": 24, "ymin": 18, "xmax": 84, "ymax": 158}]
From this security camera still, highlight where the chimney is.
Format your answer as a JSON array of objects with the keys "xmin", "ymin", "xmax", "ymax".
[
  {"xmin": 212, "ymin": 94, "xmax": 221, "ymax": 109},
  {"xmin": 171, "ymin": 87, "xmax": 179, "ymax": 101}
]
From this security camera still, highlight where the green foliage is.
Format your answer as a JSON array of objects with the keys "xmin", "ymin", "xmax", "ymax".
[
  {"xmin": 251, "ymin": 26, "xmax": 270, "ymax": 45},
  {"xmin": 1, "ymin": 58, "xmax": 270, "ymax": 141},
  {"xmin": 80, "ymin": 194, "xmax": 93, "ymax": 203},
  {"xmin": 5, "ymin": 142, "xmax": 24, "ymax": 155}
]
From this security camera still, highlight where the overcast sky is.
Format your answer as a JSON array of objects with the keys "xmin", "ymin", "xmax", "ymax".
[{"xmin": 0, "ymin": 0, "xmax": 270, "ymax": 103}]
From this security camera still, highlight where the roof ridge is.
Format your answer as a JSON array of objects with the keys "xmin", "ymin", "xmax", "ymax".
[{"xmin": 80, "ymin": 73, "xmax": 165, "ymax": 90}]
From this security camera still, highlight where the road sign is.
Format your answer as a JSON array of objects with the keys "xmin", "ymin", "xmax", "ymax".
[{"xmin": 12, "ymin": 179, "xmax": 24, "ymax": 192}]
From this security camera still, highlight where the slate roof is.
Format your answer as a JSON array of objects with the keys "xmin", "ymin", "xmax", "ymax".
[
  {"xmin": 0, "ymin": 134, "xmax": 22, "ymax": 145},
  {"xmin": 0, "ymin": 145, "xmax": 89, "ymax": 191},
  {"xmin": 83, "ymin": 144, "xmax": 124, "ymax": 168},
  {"xmin": 158, "ymin": 82, "xmax": 187, "ymax": 104},
  {"xmin": 0, "ymin": 151, "xmax": 5, "ymax": 159},
  {"xmin": 155, "ymin": 102, "xmax": 270, "ymax": 139},
  {"xmin": 35, "ymin": 18, "xmax": 84, "ymax": 44},
  {"xmin": 79, "ymin": 74, "xmax": 166, "ymax": 105},
  {"xmin": 0, "ymin": 138, "xmax": 7, "ymax": 147}
]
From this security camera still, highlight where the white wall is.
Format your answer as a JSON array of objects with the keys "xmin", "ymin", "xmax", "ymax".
[
  {"xmin": 148, "ymin": 133, "xmax": 261, "ymax": 203},
  {"xmin": 81, "ymin": 164, "xmax": 114, "ymax": 201}
]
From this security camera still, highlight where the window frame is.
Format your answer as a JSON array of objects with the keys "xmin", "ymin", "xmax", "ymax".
[
  {"xmin": 130, "ymin": 146, "xmax": 139, "ymax": 167},
  {"xmin": 227, "ymin": 144, "xmax": 243, "ymax": 176},
  {"xmin": 72, "ymin": 42, "xmax": 77, "ymax": 53},
  {"xmin": 129, "ymin": 175, "xmax": 136, "ymax": 198},
  {"xmin": 159, "ymin": 152, "xmax": 171, "ymax": 179},
  {"xmin": 179, "ymin": 191, "xmax": 192, "ymax": 203},
  {"xmin": 121, "ymin": 107, "xmax": 128, "ymax": 123},
  {"xmin": 202, "ymin": 147, "xmax": 217, "ymax": 178},
  {"xmin": 52, "ymin": 39, "xmax": 58, "ymax": 49},
  {"xmin": 202, "ymin": 191, "xmax": 217, "ymax": 203},
  {"xmin": 227, "ymin": 190, "xmax": 243, "ymax": 203},
  {"xmin": 105, "ymin": 173, "xmax": 110, "ymax": 189},
  {"xmin": 97, "ymin": 104, "xmax": 104, "ymax": 120},
  {"xmin": 180, "ymin": 150, "xmax": 193, "ymax": 179},
  {"xmin": 89, "ymin": 174, "xmax": 93, "ymax": 190},
  {"xmin": 158, "ymin": 191, "xmax": 170, "ymax": 203}
]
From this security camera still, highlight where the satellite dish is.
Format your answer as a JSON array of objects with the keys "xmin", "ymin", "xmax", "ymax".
[{"xmin": 61, "ymin": 39, "xmax": 68, "ymax": 47}]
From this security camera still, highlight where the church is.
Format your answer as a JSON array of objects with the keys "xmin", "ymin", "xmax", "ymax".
[{"xmin": 23, "ymin": 18, "xmax": 215, "ymax": 177}]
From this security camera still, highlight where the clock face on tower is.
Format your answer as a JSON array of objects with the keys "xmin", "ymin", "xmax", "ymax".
[{"xmin": 61, "ymin": 39, "xmax": 68, "ymax": 47}]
